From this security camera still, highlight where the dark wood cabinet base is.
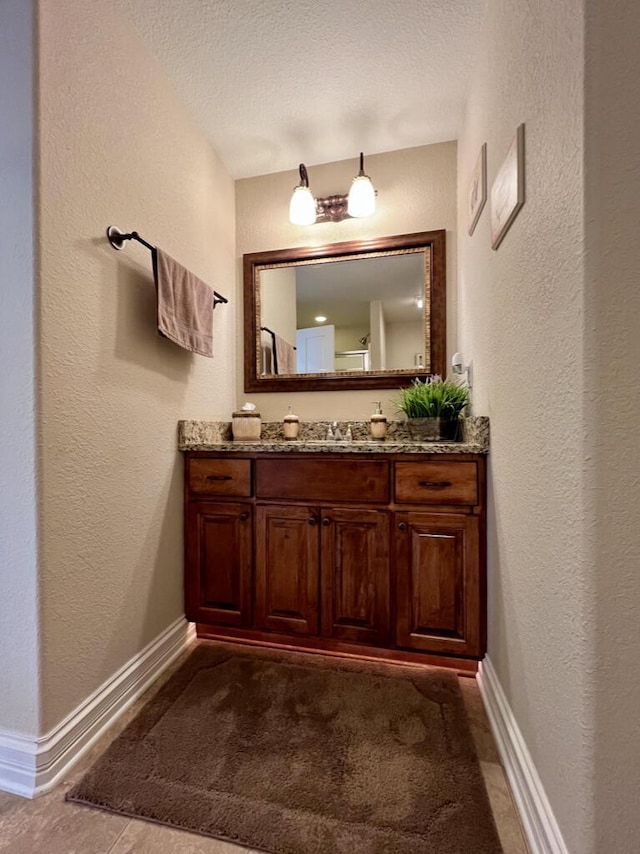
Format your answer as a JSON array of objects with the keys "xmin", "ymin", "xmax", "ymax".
[
  {"xmin": 195, "ymin": 624, "xmax": 479, "ymax": 676},
  {"xmin": 184, "ymin": 450, "xmax": 487, "ymax": 676}
]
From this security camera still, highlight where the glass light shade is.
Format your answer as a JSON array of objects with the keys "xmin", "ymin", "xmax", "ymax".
[
  {"xmin": 289, "ymin": 186, "xmax": 316, "ymax": 225},
  {"xmin": 347, "ymin": 175, "xmax": 376, "ymax": 218}
]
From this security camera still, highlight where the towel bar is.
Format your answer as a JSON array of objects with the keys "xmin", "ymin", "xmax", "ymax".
[{"xmin": 106, "ymin": 225, "xmax": 228, "ymax": 307}]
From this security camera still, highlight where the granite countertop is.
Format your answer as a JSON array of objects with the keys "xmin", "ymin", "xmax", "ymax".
[{"xmin": 178, "ymin": 417, "xmax": 489, "ymax": 455}]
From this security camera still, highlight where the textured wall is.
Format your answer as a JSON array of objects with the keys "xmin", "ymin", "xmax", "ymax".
[
  {"xmin": 456, "ymin": 1, "xmax": 593, "ymax": 850},
  {"xmin": 236, "ymin": 143, "xmax": 457, "ymax": 420},
  {"xmin": 585, "ymin": 0, "xmax": 640, "ymax": 849},
  {"xmin": 0, "ymin": 0, "xmax": 40, "ymax": 737},
  {"xmin": 37, "ymin": 0, "xmax": 236, "ymax": 732}
]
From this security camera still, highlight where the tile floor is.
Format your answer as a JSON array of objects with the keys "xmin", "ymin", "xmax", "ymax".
[{"xmin": 0, "ymin": 642, "xmax": 529, "ymax": 853}]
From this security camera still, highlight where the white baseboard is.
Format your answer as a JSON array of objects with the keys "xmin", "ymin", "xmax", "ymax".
[
  {"xmin": 478, "ymin": 656, "xmax": 569, "ymax": 854},
  {"xmin": 0, "ymin": 617, "xmax": 195, "ymax": 799}
]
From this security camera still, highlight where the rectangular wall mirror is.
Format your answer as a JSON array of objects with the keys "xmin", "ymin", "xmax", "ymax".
[{"xmin": 243, "ymin": 230, "xmax": 446, "ymax": 392}]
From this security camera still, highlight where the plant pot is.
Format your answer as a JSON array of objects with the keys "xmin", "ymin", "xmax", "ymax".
[
  {"xmin": 406, "ymin": 417, "xmax": 444, "ymax": 441},
  {"xmin": 440, "ymin": 418, "xmax": 463, "ymax": 441},
  {"xmin": 406, "ymin": 417, "xmax": 461, "ymax": 442}
]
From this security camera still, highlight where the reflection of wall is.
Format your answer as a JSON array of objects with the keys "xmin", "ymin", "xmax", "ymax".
[
  {"xmin": 386, "ymin": 321, "xmax": 424, "ymax": 370},
  {"xmin": 260, "ymin": 267, "xmax": 297, "ymax": 344},
  {"xmin": 369, "ymin": 301, "xmax": 387, "ymax": 370},
  {"xmin": 334, "ymin": 325, "xmax": 370, "ymax": 353},
  {"xmin": 236, "ymin": 142, "xmax": 457, "ymax": 419}
]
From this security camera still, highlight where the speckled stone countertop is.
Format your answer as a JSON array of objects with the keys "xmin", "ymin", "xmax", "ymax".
[{"xmin": 178, "ymin": 417, "xmax": 489, "ymax": 454}]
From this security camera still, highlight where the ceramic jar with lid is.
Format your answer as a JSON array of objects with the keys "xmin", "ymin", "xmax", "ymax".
[{"xmin": 232, "ymin": 406, "xmax": 261, "ymax": 440}]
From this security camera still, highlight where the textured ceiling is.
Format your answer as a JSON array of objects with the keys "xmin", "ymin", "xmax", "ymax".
[{"xmin": 123, "ymin": 0, "xmax": 485, "ymax": 178}]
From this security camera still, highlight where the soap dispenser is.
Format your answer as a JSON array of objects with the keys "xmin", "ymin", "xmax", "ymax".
[
  {"xmin": 283, "ymin": 405, "xmax": 300, "ymax": 440},
  {"xmin": 370, "ymin": 402, "xmax": 387, "ymax": 440}
]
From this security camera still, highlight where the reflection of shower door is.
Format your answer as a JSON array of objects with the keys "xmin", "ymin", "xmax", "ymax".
[
  {"xmin": 334, "ymin": 349, "xmax": 371, "ymax": 372},
  {"xmin": 296, "ymin": 325, "xmax": 335, "ymax": 373}
]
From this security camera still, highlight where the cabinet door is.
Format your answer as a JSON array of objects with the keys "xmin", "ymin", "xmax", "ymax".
[
  {"xmin": 255, "ymin": 505, "xmax": 320, "ymax": 635},
  {"xmin": 321, "ymin": 508, "xmax": 390, "ymax": 645},
  {"xmin": 395, "ymin": 512, "xmax": 482, "ymax": 657},
  {"xmin": 185, "ymin": 502, "xmax": 252, "ymax": 627}
]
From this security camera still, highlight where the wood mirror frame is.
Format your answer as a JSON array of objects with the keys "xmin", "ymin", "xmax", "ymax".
[{"xmin": 243, "ymin": 229, "xmax": 446, "ymax": 392}]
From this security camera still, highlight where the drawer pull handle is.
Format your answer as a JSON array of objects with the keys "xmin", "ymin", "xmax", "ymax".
[
  {"xmin": 239, "ymin": 512, "xmax": 249, "ymax": 521},
  {"xmin": 398, "ymin": 521, "xmax": 408, "ymax": 531},
  {"xmin": 418, "ymin": 480, "xmax": 452, "ymax": 490},
  {"xmin": 308, "ymin": 516, "xmax": 318, "ymax": 526},
  {"xmin": 206, "ymin": 474, "xmax": 232, "ymax": 482},
  {"xmin": 321, "ymin": 517, "xmax": 331, "ymax": 527}
]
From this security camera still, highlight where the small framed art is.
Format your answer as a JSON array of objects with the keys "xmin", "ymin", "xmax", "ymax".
[
  {"xmin": 468, "ymin": 143, "xmax": 487, "ymax": 235},
  {"xmin": 490, "ymin": 123, "xmax": 525, "ymax": 249}
]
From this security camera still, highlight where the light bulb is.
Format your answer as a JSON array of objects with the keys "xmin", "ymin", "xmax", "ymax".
[
  {"xmin": 415, "ymin": 296, "xmax": 424, "ymax": 310},
  {"xmin": 347, "ymin": 152, "xmax": 376, "ymax": 218},
  {"xmin": 289, "ymin": 186, "xmax": 316, "ymax": 225},
  {"xmin": 314, "ymin": 315, "xmax": 327, "ymax": 323},
  {"xmin": 348, "ymin": 175, "xmax": 376, "ymax": 218}
]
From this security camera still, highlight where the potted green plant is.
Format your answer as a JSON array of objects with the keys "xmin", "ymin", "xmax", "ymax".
[{"xmin": 394, "ymin": 376, "xmax": 470, "ymax": 441}]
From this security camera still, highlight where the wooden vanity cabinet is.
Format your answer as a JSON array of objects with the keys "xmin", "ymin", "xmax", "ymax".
[
  {"xmin": 320, "ymin": 507, "xmax": 390, "ymax": 646},
  {"xmin": 255, "ymin": 504, "xmax": 320, "ymax": 636},
  {"xmin": 395, "ymin": 512, "xmax": 481, "ymax": 657},
  {"xmin": 185, "ymin": 501, "xmax": 252, "ymax": 627},
  {"xmin": 254, "ymin": 504, "xmax": 390, "ymax": 645},
  {"xmin": 183, "ymin": 451, "xmax": 486, "ymax": 672}
]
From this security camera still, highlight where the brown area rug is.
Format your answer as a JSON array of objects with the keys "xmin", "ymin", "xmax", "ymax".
[{"xmin": 67, "ymin": 644, "xmax": 502, "ymax": 853}]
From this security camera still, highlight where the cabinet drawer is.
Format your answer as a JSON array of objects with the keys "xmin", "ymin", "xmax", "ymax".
[
  {"xmin": 187, "ymin": 458, "xmax": 252, "ymax": 497},
  {"xmin": 395, "ymin": 461, "xmax": 478, "ymax": 505},
  {"xmin": 256, "ymin": 458, "xmax": 389, "ymax": 503}
]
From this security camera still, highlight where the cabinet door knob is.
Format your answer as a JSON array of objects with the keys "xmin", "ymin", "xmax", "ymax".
[
  {"xmin": 308, "ymin": 516, "xmax": 318, "ymax": 526},
  {"xmin": 322, "ymin": 517, "xmax": 331, "ymax": 527},
  {"xmin": 239, "ymin": 511, "xmax": 249, "ymax": 521},
  {"xmin": 206, "ymin": 474, "xmax": 232, "ymax": 482},
  {"xmin": 418, "ymin": 480, "xmax": 452, "ymax": 490},
  {"xmin": 398, "ymin": 521, "xmax": 408, "ymax": 531}
]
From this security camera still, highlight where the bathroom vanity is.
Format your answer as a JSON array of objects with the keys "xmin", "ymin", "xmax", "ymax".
[{"xmin": 180, "ymin": 421, "xmax": 489, "ymax": 674}]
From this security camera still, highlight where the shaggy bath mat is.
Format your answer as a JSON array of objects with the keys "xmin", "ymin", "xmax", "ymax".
[{"xmin": 67, "ymin": 644, "xmax": 502, "ymax": 853}]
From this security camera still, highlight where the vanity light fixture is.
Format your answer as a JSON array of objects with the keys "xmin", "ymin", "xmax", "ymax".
[
  {"xmin": 288, "ymin": 153, "xmax": 377, "ymax": 224},
  {"xmin": 314, "ymin": 315, "xmax": 328, "ymax": 323},
  {"xmin": 415, "ymin": 295, "xmax": 424, "ymax": 310},
  {"xmin": 347, "ymin": 152, "xmax": 376, "ymax": 218},
  {"xmin": 289, "ymin": 164, "xmax": 317, "ymax": 225}
]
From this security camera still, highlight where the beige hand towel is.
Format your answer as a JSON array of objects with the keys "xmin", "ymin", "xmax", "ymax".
[
  {"xmin": 274, "ymin": 333, "xmax": 296, "ymax": 374},
  {"xmin": 153, "ymin": 248, "xmax": 214, "ymax": 357}
]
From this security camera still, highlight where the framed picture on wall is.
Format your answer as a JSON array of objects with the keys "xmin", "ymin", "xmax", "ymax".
[
  {"xmin": 490, "ymin": 123, "xmax": 525, "ymax": 249},
  {"xmin": 468, "ymin": 143, "xmax": 487, "ymax": 235}
]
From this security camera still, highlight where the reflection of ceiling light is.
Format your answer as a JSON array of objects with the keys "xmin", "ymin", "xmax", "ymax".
[
  {"xmin": 314, "ymin": 315, "xmax": 327, "ymax": 323},
  {"xmin": 415, "ymin": 296, "xmax": 424, "ymax": 309}
]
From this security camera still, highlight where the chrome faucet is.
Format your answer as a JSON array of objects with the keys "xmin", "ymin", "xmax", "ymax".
[{"xmin": 332, "ymin": 421, "xmax": 343, "ymax": 441}]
